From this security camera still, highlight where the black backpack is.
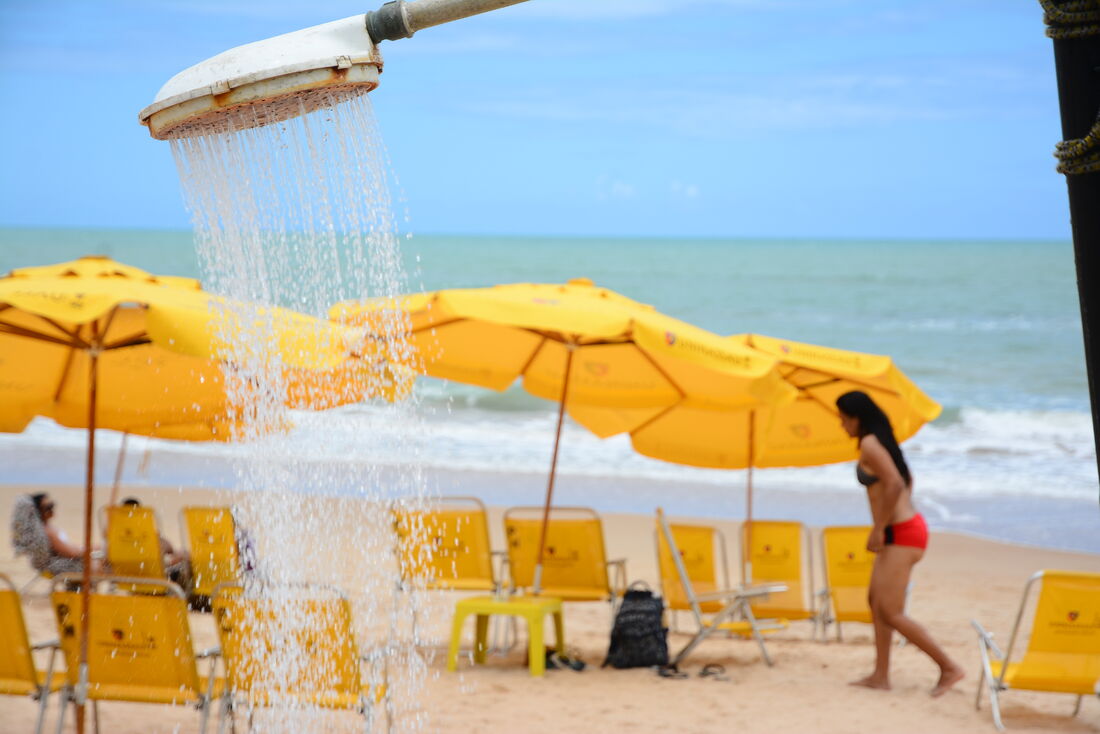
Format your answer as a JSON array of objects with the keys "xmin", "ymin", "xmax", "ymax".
[{"xmin": 602, "ymin": 582, "xmax": 669, "ymax": 669}]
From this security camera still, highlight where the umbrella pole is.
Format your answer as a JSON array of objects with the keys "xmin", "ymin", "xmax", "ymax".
[
  {"xmin": 534, "ymin": 347, "xmax": 574, "ymax": 594},
  {"xmin": 109, "ymin": 432, "xmax": 129, "ymax": 506},
  {"xmin": 76, "ymin": 338, "xmax": 100, "ymax": 734},
  {"xmin": 1044, "ymin": 16, "xmax": 1100, "ymax": 491},
  {"xmin": 744, "ymin": 410, "xmax": 755, "ymax": 586}
]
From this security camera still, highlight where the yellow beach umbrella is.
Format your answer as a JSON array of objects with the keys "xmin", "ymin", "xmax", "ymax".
[
  {"xmin": 333, "ymin": 278, "xmax": 795, "ymax": 588},
  {"xmin": 567, "ymin": 333, "xmax": 941, "ymax": 580},
  {"xmin": 0, "ymin": 256, "xmax": 383, "ymax": 437},
  {"xmin": 0, "ymin": 255, "xmax": 382, "ymax": 720}
]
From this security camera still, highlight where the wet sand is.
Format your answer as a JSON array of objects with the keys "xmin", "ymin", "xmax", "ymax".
[{"xmin": 2, "ymin": 483, "xmax": 1098, "ymax": 734}]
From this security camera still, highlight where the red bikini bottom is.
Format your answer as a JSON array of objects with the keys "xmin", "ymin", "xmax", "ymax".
[{"xmin": 884, "ymin": 513, "xmax": 928, "ymax": 550}]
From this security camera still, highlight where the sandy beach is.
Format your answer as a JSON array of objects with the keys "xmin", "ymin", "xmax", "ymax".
[{"xmin": 2, "ymin": 482, "xmax": 1097, "ymax": 734}]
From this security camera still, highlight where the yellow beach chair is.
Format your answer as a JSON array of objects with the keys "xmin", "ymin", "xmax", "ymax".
[
  {"xmin": 0, "ymin": 573, "xmax": 64, "ymax": 734},
  {"xmin": 393, "ymin": 496, "xmax": 502, "ymax": 593},
  {"xmin": 212, "ymin": 584, "xmax": 385, "ymax": 732},
  {"xmin": 50, "ymin": 574, "xmax": 222, "ymax": 734},
  {"xmin": 104, "ymin": 504, "xmax": 167, "ymax": 592},
  {"xmin": 654, "ymin": 516, "xmax": 732, "ymax": 633},
  {"xmin": 395, "ymin": 496, "xmax": 514, "ymax": 655},
  {"xmin": 181, "ymin": 506, "xmax": 241, "ymax": 599},
  {"xmin": 656, "ymin": 509, "xmax": 787, "ymax": 667},
  {"xmin": 741, "ymin": 520, "xmax": 819, "ymax": 636},
  {"xmin": 972, "ymin": 570, "xmax": 1100, "ymax": 731},
  {"xmin": 819, "ymin": 525, "xmax": 875, "ymax": 641},
  {"xmin": 503, "ymin": 506, "xmax": 626, "ymax": 612}
]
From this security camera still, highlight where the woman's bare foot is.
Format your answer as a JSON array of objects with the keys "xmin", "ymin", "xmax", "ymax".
[
  {"xmin": 849, "ymin": 674, "xmax": 891, "ymax": 691},
  {"xmin": 930, "ymin": 665, "xmax": 965, "ymax": 697}
]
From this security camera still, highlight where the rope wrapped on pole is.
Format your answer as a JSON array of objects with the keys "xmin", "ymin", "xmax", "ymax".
[
  {"xmin": 1041, "ymin": 1, "xmax": 1100, "ymax": 174},
  {"xmin": 1055, "ymin": 115, "xmax": 1100, "ymax": 174},
  {"xmin": 1040, "ymin": 0, "xmax": 1100, "ymax": 38}
]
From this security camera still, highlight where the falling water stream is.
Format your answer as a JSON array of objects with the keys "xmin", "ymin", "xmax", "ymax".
[{"xmin": 170, "ymin": 90, "xmax": 435, "ymax": 733}]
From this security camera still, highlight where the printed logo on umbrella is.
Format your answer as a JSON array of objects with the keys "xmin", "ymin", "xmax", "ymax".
[
  {"xmin": 531, "ymin": 298, "xmax": 560, "ymax": 306},
  {"xmin": 1068, "ymin": 611, "xmax": 1079, "ymax": 622},
  {"xmin": 665, "ymin": 331, "xmax": 676, "ymax": 345},
  {"xmin": 790, "ymin": 424, "xmax": 811, "ymax": 439},
  {"xmin": 585, "ymin": 362, "xmax": 610, "ymax": 377}
]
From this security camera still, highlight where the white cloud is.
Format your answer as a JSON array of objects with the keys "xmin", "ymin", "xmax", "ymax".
[
  {"xmin": 467, "ymin": 62, "xmax": 1042, "ymax": 139},
  {"xmin": 596, "ymin": 175, "xmax": 636, "ymax": 200},
  {"xmin": 517, "ymin": 0, "xmax": 804, "ymax": 20},
  {"xmin": 670, "ymin": 180, "xmax": 700, "ymax": 199}
]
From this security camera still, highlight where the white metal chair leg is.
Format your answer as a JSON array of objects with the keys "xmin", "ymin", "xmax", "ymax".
[
  {"xmin": 53, "ymin": 690, "xmax": 68, "ymax": 734},
  {"xmin": 33, "ymin": 645, "xmax": 58, "ymax": 734},
  {"xmin": 974, "ymin": 666, "xmax": 984, "ymax": 710},
  {"xmin": 989, "ymin": 683, "xmax": 1005, "ymax": 731},
  {"xmin": 740, "ymin": 602, "xmax": 774, "ymax": 667},
  {"xmin": 21, "ymin": 572, "xmax": 47, "ymax": 596},
  {"xmin": 362, "ymin": 693, "xmax": 373, "ymax": 734},
  {"xmin": 216, "ymin": 697, "xmax": 232, "ymax": 734}
]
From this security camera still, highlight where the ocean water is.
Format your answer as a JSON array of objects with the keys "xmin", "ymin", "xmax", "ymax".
[{"xmin": 2, "ymin": 227, "xmax": 1097, "ymax": 552}]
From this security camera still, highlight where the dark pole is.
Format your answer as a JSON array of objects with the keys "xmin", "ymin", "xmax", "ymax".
[{"xmin": 1041, "ymin": 2, "xmax": 1100, "ymax": 499}]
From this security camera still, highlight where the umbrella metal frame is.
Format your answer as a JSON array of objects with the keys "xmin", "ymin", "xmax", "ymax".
[
  {"xmin": 0, "ymin": 303, "xmax": 152, "ymax": 734},
  {"xmin": 408, "ymin": 316, "xmax": 686, "ymax": 594}
]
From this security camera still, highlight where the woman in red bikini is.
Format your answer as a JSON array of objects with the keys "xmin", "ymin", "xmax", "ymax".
[{"xmin": 835, "ymin": 390, "xmax": 964, "ymax": 697}]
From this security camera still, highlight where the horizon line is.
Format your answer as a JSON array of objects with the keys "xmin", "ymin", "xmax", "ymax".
[{"xmin": 0, "ymin": 224, "xmax": 1073, "ymax": 245}]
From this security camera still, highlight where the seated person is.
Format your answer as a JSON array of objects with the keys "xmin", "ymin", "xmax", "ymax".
[
  {"xmin": 120, "ymin": 497, "xmax": 193, "ymax": 591},
  {"xmin": 11, "ymin": 493, "xmax": 102, "ymax": 575}
]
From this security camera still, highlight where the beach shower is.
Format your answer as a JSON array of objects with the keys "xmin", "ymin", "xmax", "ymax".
[{"xmin": 139, "ymin": 0, "xmax": 529, "ymax": 139}]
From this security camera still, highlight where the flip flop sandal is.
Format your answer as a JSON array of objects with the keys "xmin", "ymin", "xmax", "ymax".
[
  {"xmin": 545, "ymin": 649, "xmax": 585, "ymax": 672},
  {"xmin": 656, "ymin": 664, "xmax": 689, "ymax": 679},
  {"xmin": 564, "ymin": 647, "xmax": 587, "ymax": 672},
  {"xmin": 543, "ymin": 649, "xmax": 563, "ymax": 670},
  {"xmin": 549, "ymin": 652, "xmax": 586, "ymax": 672},
  {"xmin": 698, "ymin": 663, "xmax": 729, "ymax": 681}
]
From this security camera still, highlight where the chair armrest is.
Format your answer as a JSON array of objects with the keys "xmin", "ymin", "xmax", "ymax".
[
  {"xmin": 32, "ymin": 639, "xmax": 60, "ymax": 651},
  {"xmin": 195, "ymin": 646, "xmax": 221, "ymax": 659},
  {"xmin": 695, "ymin": 583, "xmax": 786, "ymax": 603},
  {"xmin": 970, "ymin": 619, "xmax": 1004, "ymax": 659},
  {"xmin": 606, "ymin": 559, "xmax": 627, "ymax": 596}
]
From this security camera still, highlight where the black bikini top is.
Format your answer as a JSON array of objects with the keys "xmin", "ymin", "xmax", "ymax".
[{"xmin": 856, "ymin": 465, "xmax": 879, "ymax": 487}]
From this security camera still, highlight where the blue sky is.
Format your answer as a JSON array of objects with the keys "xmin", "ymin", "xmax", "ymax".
[{"xmin": 0, "ymin": 1, "xmax": 1070, "ymax": 238}]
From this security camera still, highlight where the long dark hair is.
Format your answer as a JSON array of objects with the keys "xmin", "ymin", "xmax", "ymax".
[
  {"xmin": 30, "ymin": 492, "xmax": 50, "ymax": 520},
  {"xmin": 836, "ymin": 390, "xmax": 911, "ymax": 486}
]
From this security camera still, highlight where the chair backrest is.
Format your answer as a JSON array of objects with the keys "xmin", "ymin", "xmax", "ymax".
[
  {"xmin": 504, "ymin": 506, "xmax": 611, "ymax": 600},
  {"xmin": 1008, "ymin": 570, "xmax": 1100, "ymax": 692},
  {"xmin": 51, "ymin": 577, "xmax": 201, "ymax": 704},
  {"xmin": 655, "ymin": 513, "xmax": 728, "ymax": 614},
  {"xmin": 10, "ymin": 495, "xmax": 51, "ymax": 570},
  {"xmin": 0, "ymin": 573, "xmax": 39, "ymax": 696},
  {"xmin": 182, "ymin": 506, "xmax": 240, "ymax": 597},
  {"xmin": 212, "ymin": 586, "xmax": 364, "ymax": 708},
  {"xmin": 392, "ymin": 497, "xmax": 495, "ymax": 591},
  {"xmin": 742, "ymin": 520, "xmax": 813, "ymax": 616},
  {"xmin": 821, "ymin": 526, "xmax": 874, "ymax": 624},
  {"xmin": 105, "ymin": 505, "xmax": 166, "ymax": 592}
]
